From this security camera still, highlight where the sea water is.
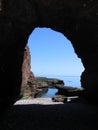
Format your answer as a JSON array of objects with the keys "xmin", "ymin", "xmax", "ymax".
[{"xmin": 42, "ymin": 76, "xmax": 82, "ymax": 98}]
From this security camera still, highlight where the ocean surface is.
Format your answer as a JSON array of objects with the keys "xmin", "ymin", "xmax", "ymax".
[{"xmin": 41, "ymin": 75, "xmax": 82, "ymax": 98}]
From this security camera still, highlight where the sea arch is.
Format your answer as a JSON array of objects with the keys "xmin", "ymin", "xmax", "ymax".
[{"xmin": 0, "ymin": 0, "xmax": 98, "ymax": 112}]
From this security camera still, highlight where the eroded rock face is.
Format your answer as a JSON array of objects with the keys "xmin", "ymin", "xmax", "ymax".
[
  {"xmin": 0, "ymin": 0, "xmax": 98, "ymax": 112},
  {"xmin": 22, "ymin": 45, "xmax": 32, "ymax": 88},
  {"xmin": 21, "ymin": 45, "xmax": 35, "ymax": 98}
]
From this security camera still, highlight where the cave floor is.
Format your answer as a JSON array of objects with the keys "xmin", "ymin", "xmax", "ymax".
[{"xmin": 0, "ymin": 98, "xmax": 98, "ymax": 130}]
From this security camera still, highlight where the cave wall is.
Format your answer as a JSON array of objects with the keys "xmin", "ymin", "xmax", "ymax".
[{"xmin": 0, "ymin": 0, "xmax": 98, "ymax": 112}]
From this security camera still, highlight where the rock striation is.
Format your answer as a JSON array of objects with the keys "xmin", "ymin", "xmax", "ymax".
[{"xmin": 0, "ymin": 0, "xmax": 98, "ymax": 114}]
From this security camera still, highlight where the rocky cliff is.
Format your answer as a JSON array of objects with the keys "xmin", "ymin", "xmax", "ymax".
[
  {"xmin": 21, "ymin": 46, "xmax": 49, "ymax": 98},
  {"xmin": 21, "ymin": 45, "xmax": 35, "ymax": 98}
]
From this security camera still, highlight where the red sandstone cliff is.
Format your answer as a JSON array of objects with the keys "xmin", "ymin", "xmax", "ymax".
[
  {"xmin": 21, "ymin": 45, "xmax": 49, "ymax": 98},
  {"xmin": 21, "ymin": 45, "xmax": 35, "ymax": 97}
]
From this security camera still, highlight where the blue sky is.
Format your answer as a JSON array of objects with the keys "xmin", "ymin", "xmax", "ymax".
[{"xmin": 28, "ymin": 27, "xmax": 84, "ymax": 77}]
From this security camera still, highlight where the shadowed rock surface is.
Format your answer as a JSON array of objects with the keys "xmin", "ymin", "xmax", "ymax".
[
  {"xmin": 0, "ymin": 0, "xmax": 98, "ymax": 120},
  {"xmin": 0, "ymin": 101, "xmax": 98, "ymax": 130},
  {"xmin": 55, "ymin": 85, "xmax": 84, "ymax": 96}
]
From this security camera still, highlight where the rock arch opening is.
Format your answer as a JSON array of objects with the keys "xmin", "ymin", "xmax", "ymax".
[
  {"xmin": 24, "ymin": 27, "xmax": 84, "ymax": 98},
  {"xmin": 28, "ymin": 27, "xmax": 84, "ymax": 77}
]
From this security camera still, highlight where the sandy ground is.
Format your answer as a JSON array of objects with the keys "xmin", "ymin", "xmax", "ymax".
[
  {"xmin": 14, "ymin": 97, "xmax": 64, "ymax": 105},
  {"xmin": 0, "ymin": 97, "xmax": 98, "ymax": 130}
]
